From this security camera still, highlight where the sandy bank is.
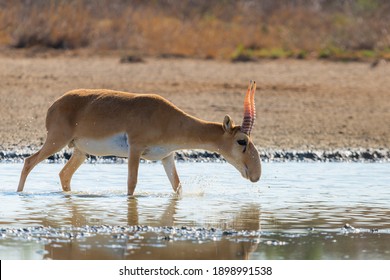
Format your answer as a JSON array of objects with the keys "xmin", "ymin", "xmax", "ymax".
[{"xmin": 1, "ymin": 56, "xmax": 389, "ymax": 160}]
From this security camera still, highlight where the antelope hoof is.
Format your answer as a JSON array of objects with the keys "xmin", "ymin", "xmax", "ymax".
[{"xmin": 175, "ymin": 183, "xmax": 182, "ymax": 195}]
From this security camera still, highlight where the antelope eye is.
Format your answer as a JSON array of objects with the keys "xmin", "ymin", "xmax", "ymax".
[{"xmin": 237, "ymin": 139, "xmax": 247, "ymax": 146}]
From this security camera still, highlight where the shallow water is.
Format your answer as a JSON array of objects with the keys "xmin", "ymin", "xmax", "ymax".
[{"xmin": 0, "ymin": 162, "xmax": 389, "ymax": 260}]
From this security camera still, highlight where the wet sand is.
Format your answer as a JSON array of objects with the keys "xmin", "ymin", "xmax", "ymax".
[{"xmin": 1, "ymin": 55, "xmax": 389, "ymax": 155}]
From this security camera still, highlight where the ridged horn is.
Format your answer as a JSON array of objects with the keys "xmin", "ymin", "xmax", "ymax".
[{"xmin": 240, "ymin": 80, "xmax": 256, "ymax": 135}]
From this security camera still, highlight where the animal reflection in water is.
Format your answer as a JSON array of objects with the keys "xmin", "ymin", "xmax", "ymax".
[{"xmin": 39, "ymin": 196, "xmax": 260, "ymax": 260}]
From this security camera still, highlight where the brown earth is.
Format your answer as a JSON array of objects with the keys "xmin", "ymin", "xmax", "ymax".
[{"xmin": 0, "ymin": 54, "xmax": 389, "ymax": 152}]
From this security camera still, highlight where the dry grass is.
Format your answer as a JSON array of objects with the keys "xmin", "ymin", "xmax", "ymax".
[{"xmin": 1, "ymin": 0, "xmax": 390, "ymax": 60}]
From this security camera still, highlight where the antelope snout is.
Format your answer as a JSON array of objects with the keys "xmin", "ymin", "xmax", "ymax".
[
  {"xmin": 242, "ymin": 165, "xmax": 260, "ymax": 182},
  {"xmin": 249, "ymin": 175, "xmax": 260, "ymax": 183}
]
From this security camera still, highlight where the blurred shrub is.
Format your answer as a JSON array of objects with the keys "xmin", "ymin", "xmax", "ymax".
[{"xmin": 0, "ymin": 0, "xmax": 389, "ymax": 60}]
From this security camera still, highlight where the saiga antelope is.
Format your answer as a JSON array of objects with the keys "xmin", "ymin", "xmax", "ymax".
[{"xmin": 17, "ymin": 81, "xmax": 261, "ymax": 195}]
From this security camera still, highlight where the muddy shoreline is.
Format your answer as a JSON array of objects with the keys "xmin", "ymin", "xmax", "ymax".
[
  {"xmin": 1, "ymin": 224, "xmax": 387, "ymax": 246},
  {"xmin": 1, "ymin": 147, "xmax": 389, "ymax": 163}
]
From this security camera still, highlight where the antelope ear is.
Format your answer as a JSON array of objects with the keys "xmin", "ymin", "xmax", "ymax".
[{"xmin": 223, "ymin": 115, "xmax": 234, "ymax": 134}]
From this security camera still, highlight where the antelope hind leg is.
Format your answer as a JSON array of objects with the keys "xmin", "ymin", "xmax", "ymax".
[
  {"xmin": 17, "ymin": 137, "xmax": 70, "ymax": 192},
  {"xmin": 59, "ymin": 148, "xmax": 86, "ymax": 192}
]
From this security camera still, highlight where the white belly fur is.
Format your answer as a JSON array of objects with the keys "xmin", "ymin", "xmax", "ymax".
[
  {"xmin": 74, "ymin": 133, "xmax": 130, "ymax": 157},
  {"xmin": 73, "ymin": 133, "xmax": 174, "ymax": 160}
]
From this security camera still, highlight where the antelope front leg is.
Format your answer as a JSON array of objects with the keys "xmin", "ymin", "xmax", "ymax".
[
  {"xmin": 162, "ymin": 153, "xmax": 182, "ymax": 194},
  {"xmin": 127, "ymin": 147, "xmax": 142, "ymax": 196}
]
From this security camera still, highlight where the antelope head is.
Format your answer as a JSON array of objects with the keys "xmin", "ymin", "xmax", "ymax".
[{"xmin": 220, "ymin": 80, "xmax": 261, "ymax": 182}]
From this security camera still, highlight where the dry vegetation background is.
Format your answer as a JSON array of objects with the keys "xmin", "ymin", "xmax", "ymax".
[{"xmin": 1, "ymin": 0, "xmax": 390, "ymax": 60}]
